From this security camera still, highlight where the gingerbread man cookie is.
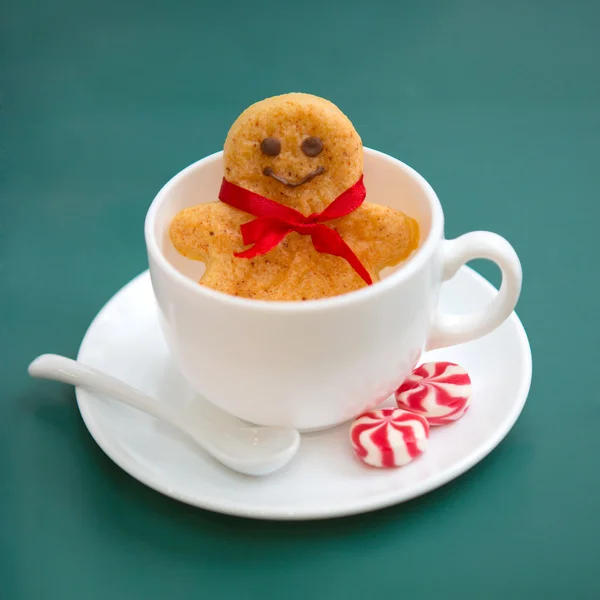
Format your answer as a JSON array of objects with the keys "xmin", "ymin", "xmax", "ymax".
[{"xmin": 169, "ymin": 93, "xmax": 419, "ymax": 301}]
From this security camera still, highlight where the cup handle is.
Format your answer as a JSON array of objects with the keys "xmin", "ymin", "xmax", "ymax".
[{"xmin": 427, "ymin": 231, "xmax": 522, "ymax": 351}]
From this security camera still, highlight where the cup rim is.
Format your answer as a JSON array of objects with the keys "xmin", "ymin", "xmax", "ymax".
[{"xmin": 145, "ymin": 146, "xmax": 444, "ymax": 313}]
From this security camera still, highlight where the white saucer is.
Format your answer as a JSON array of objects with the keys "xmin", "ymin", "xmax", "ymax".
[{"xmin": 76, "ymin": 269, "xmax": 531, "ymax": 520}]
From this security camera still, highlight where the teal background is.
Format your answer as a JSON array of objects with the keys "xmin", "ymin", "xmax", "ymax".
[{"xmin": 2, "ymin": 0, "xmax": 599, "ymax": 598}]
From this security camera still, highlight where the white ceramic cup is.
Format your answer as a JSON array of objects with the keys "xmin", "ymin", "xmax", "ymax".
[{"xmin": 145, "ymin": 148, "xmax": 522, "ymax": 431}]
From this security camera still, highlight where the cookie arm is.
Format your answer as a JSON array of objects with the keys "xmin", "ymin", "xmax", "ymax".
[
  {"xmin": 336, "ymin": 204, "xmax": 420, "ymax": 277},
  {"xmin": 169, "ymin": 204, "xmax": 215, "ymax": 262}
]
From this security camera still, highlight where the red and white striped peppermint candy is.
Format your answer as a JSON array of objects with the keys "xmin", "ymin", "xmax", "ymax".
[
  {"xmin": 395, "ymin": 361, "xmax": 472, "ymax": 426},
  {"xmin": 350, "ymin": 408, "xmax": 429, "ymax": 468}
]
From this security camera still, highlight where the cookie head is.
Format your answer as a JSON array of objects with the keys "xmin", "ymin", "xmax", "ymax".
[{"xmin": 223, "ymin": 93, "xmax": 363, "ymax": 212}]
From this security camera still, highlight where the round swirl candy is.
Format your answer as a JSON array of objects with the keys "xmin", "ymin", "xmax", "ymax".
[
  {"xmin": 395, "ymin": 361, "xmax": 472, "ymax": 426},
  {"xmin": 350, "ymin": 409, "xmax": 430, "ymax": 468}
]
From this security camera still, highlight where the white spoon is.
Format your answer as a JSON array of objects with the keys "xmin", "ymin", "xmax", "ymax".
[{"xmin": 28, "ymin": 354, "xmax": 300, "ymax": 476}]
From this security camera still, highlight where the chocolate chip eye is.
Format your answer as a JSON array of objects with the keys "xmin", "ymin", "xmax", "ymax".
[
  {"xmin": 301, "ymin": 136, "xmax": 323, "ymax": 157},
  {"xmin": 260, "ymin": 137, "xmax": 281, "ymax": 156}
]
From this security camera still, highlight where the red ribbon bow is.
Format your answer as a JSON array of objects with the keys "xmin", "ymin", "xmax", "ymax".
[{"xmin": 218, "ymin": 176, "xmax": 372, "ymax": 285}]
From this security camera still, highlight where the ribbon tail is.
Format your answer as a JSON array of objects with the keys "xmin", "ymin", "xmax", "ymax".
[
  {"xmin": 311, "ymin": 226, "xmax": 373, "ymax": 285},
  {"xmin": 239, "ymin": 217, "xmax": 278, "ymax": 244},
  {"xmin": 235, "ymin": 228, "xmax": 290, "ymax": 259},
  {"xmin": 335, "ymin": 241, "xmax": 373, "ymax": 285}
]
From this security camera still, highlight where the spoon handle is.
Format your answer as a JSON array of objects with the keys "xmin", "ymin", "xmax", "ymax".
[{"xmin": 28, "ymin": 354, "xmax": 184, "ymax": 429}]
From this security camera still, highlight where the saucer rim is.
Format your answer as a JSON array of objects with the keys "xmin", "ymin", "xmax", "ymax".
[{"xmin": 76, "ymin": 268, "xmax": 532, "ymax": 520}]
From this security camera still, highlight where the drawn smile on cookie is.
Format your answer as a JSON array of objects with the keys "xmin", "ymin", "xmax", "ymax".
[{"xmin": 262, "ymin": 166, "xmax": 325, "ymax": 188}]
